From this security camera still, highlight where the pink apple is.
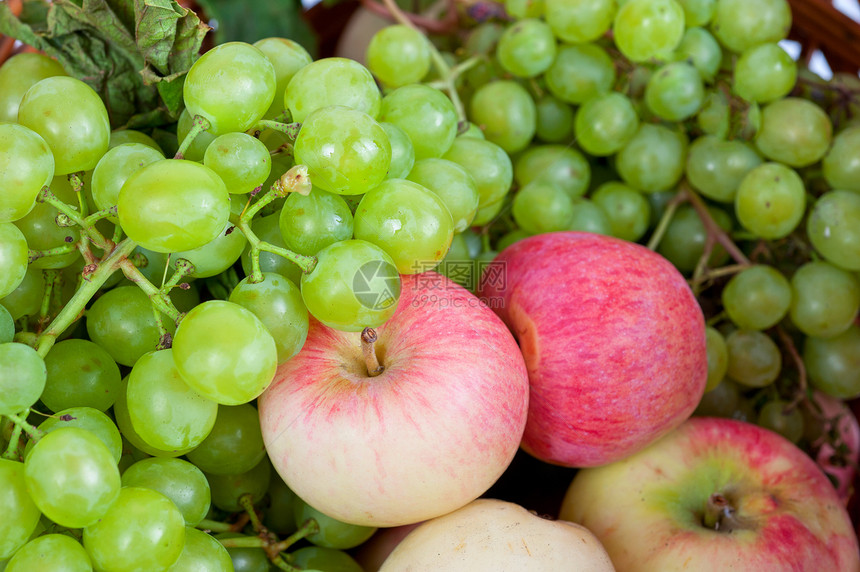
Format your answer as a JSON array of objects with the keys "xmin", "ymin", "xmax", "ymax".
[
  {"xmin": 560, "ymin": 417, "xmax": 860, "ymax": 571},
  {"xmin": 259, "ymin": 273, "xmax": 529, "ymax": 527},
  {"xmin": 809, "ymin": 391, "xmax": 860, "ymax": 503},
  {"xmin": 479, "ymin": 231, "xmax": 707, "ymax": 467}
]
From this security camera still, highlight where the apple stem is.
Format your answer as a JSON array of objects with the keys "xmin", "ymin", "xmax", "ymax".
[
  {"xmin": 361, "ymin": 327, "xmax": 385, "ymax": 377},
  {"xmin": 703, "ymin": 493, "xmax": 747, "ymax": 533}
]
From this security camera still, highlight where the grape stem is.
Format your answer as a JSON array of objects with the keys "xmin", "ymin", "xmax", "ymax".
[
  {"xmin": 2, "ymin": 413, "xmax": 25, "ymax": 460},
  {"xmin": 777, "ymin": 326, "xmax": 808, "ymax": 412},
  {"xmin": 4, "ymin": 411, "xmax": 42, "ymax": 443},
  {"xmin": 196, "ymin": 519, "xmax": 238, "ymax": 533},
  {"xmin": 175, "ymin": 114, "xmax": 211, "ymax": 160},
  {"xmin": 269, "ymin": 518, "xmax": 320, "ymax": 555},
  {"xmin": 36, "ymin": 270, "xmax": 59, "ymax": 333},
  {"xmin": 255, "ymin": 120, "xmax": 302, "ymax": 141},
  {"xmin": 37, "ymin": 186, "xmax": 111, "ymax": 252},
  {"xmin": 239, "ymin": 493, "xmax": 266, "ymax": 533},
  {"xmin": 361, "ymin": 327, "xmax": 385, "ymax": 376},
  {"xmin": 28, "ymin": 243, "xmax": 78, "ymax": 264},
  {"xmin": 119, "ymin": 256, "xmax": 187, "ymax": 327},
  {"xmin": 217, "ymin": 536, "xmax": 266, "ymax": 548},
  {"xmin": 646, "ymin": 190, "xmax": 688, "ymax": 251}
]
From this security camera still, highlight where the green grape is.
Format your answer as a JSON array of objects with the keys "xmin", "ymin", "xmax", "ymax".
[
  {"xmin": 0, "ymin": 52, "xmax": 66, "ymax": 123},
  {"xmin": 704, "ymin": 326, "xmax": 727, "ymax": 392},
  {"xmin": 0, "ymin": 342, "xmax": 46, "ymax": 416},
  {"xmin": 91, "ymin": 143, "xmax": 164, "ymax": 213},
  {"xmin": 0, "ymin": 459, "xmax": 42, "ymax": 559},
  {"xmin": 109, "ymin": 129, "xmax": 163, "ymax": 152},
  {"xmin": 41, "ymin": 338, "xmax": 121, "ymax": 412},
  {"xmin": 378, "ymin": 84, "xmax": 458, "ymax": 160},
  {"xmin": 645, "ymin": 61, "xmax": 705, "ymax": 121},
  {"xmin": 789, "ymin": 260, "xmax": 860, "ymax": 339},
  {"xmin": 203, "ymin": 133, "xmax": 271, "ymax": 195},
  {"xmin": 228, "ymin": 273, "xmax": 309, "ymax": 364},
  {"xmin": 14, "ymin": 176, "xmax": 81, "ymax": 270},
  {"xmin": 117, "ymin": 436, "xmax": 151, "ymax": 474},
  {"xmin": 459, "ymin": 121, "xmax": 486, "ymax": 140},
  {"xmin": 406, "ymin": 158, "xmax": 480, "ymax": 232},
  {"xmin": 184, "ymin": 42, "xmax": 276, "ymax": 135},
  {"xmin": 253, "ymin": 37, "xmax": 313, "ymax": 119},
  {"xmin": 506, "ymin": 0, "xmax": 545, "ymax": 18},
  {"xmin": 278, "ymin": 187, "xmax": 354, "ymax": 256},
  {"xmin": 294, "ymin": 106, "xmax": 391, "ymax": 196},
  {"xmin": 591, "ymin": 181, "xmax": 651, "ymax": 242},
  {"xmin": 122, "ymin": 457, "xmax": 211, "ymax": 526},
  {"xmin": 496, "ymin": 19, "xmax": 557, "ymax": 78},
  {"xmin": 568, "ymin": 198, "xmax": 613, "ymax": 234},
  {"xmin": 725, "ymin": 329, "xmax": 781, "ymax": 388},
  {"xmin": 545, "ymin": 0, "xmax": 614, "ymax": 43},
  {"xmin": 574, "ymin": 92, "xmax": 639, "ymax": 157},
  {"xmin": 0, "ymin": 305, "xmax": 13, "ymax": 343},
  {"xmin": 514, "ymin": 145, "xmax": 590, "ymax": 199},
  {"xmin": 239, "ymin": 213, "xmax": 304, "ymax": 285},
  {"xmin": 25, "ymin": 427, "xmax": 120, "ymax": 528},
  {"xmin": 496, "ymin": 229, "xmax": 533, "ymax": 252},
  {"xmin": 173, "ymin": 301, "xmax": 278, "ymax": 405},
  {"xmin": 710, "ymin": 0, "xmax": 791, "ymax": 53},
  {"xmin": 83, "ymin": 487, "xmax": 186, "ymax": 572},
  {"xmin": 264, "ymin": 471, "xmax": 299, "ymax": 535},
  {"xmin": 676, "ymin": 0, "xmax": 714, "ymax": 26},
  {"xmin": 613, "ymin": 0, "xmax": 685, "ymax": 62},
  {"xmin": 171, "ymin": 222, "xmax": 247, "ymax": 279},
  {"xmin": 168, "ymin": 527, "xmax": 234, "ymax": 572},
  {"xmin": 694, "ymin": 377, "xmax": 741, "ymax": 417},
  {"xmin": 473, "ymin": 200, "xmax": 504, "ymax": 227},
  {"xmin": 685, "ymin": 135, "xmax": 762, "ymax": 203},
  {"xmin": 177, "ymin": 108, "xmax": 217, "ymax": 162},
  {"xmin": 674, "ymin": 27, "xmax": 722, "ymax": 82},
  {"xmin": 468, "ymin": 80, "xmax": 536, "ymax": 153},
  {"xmin": 656, "ymin": 203, "xmax": 731, "ymax": 272},
  {"xmin": 17, "ymin": 76, "xmax": 110, "ymax": 175},
  {"xmin": 6, "ymin": 534, "xmax": 92, "ymax": 572},
  {"xmin": 294, "ymin": 498, "xmax": 376, "ymax": 549},
  {"xmin": 380, "ymin": 122, "xmax": 415, "ymax": 180},
  {"xmin": 436, "ymin": 233, "xmax": 473, "ymax": 289},
  {"xmin": 354, "ymin": 179, "xmax": 454, "ymax": 274},
  {"xmin": 0, "ymin": 267, "xmax": 45, "ymax": 321},
  {"xmin": 512, "ymin": 181, "xmax": 574, "ymax": 234},
  {"xmin": 733, "ymin": 43, "xmax": 796, "ymax": 103},
  {"xmin": 755, "ymin": 97, "xmax": 832, "ymax": 167},
  {"xmin": 544, "ymin": 43, "xmax": 615, "ymax": 105},
  {"xmin": 301, "ymin": 239, "xmax": 401, "ymax": 331},
  {"xmin": 285, "ymin": 57, "xmax": 381, "ymax": 123},
  {"xmin": 366, "ymin": 25, "xmax": 432, "ymax": 87},
  {"xmin": 443, "ymin": 138, "xmax": 513, "ymax": 225},
  {"xmin": 807, "ymin": 190, "xmax": 860, "ymax": 271},
  {"xmin": 616, "ymin": 124, "xmax": 687, "ymax": 192},
  {"xmin": 535, "ymin": 95, "xmax": 574, "ymax": 143},
  {"xmin": 734, "ymin": 162, "xmax": 805, "ymax": 239},
  {"xmin": 722, "ymin": 265, "xmax": 791, "ymax": 331},
  {"xmin": 215, "ymin": 533, "xmax": 270, "ymax": 572},
  {"xmin": 697, "ymin": 90, "xmax": 730, "ymax": 138},
  {"xmin": 118, "ymin": 159, "xmax": 231, "ymax": 253},
  {"xmin": 757, "ymin": 400, "xmax": 803, "ymax": 443},
  {"xmin": 206, "ymin": 457, "xmax": 271, "ymax": 512},
  {"xmin": 290, "ymin": 546, "xmax": 363, "ymax": 572},
  {"xmin": 114, "ymin": 377, "xmax": 193, "ymax": 458},
  {"xmin": 804, "ymin": 325, "xmax": 860, "ymax": 400},
  {"xmin": 823, "ymin": 125, "xmax": 860, "ymax": 192},
  {"xmin": 127, "ymin": 349, "xmax": 218, "ymax": 452},
  {"xmin": 0, "ymin": 123, "xmax": 54, "ymax": 223},
  {"xmin": 29, "ymin": 407, "xmax": 122, "ymax": 463},
  {"xmin": 0, "ymin": 223, "xmax": 28, "ymax": 299},
  {"xmin": 186, "ymin": 403, "xmax": 266, "ymax": 476}
]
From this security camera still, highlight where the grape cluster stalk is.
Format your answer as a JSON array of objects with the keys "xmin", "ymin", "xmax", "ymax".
[{"xmin": 1, "ymin": 0, "xmax": 860, "ymax": 568}]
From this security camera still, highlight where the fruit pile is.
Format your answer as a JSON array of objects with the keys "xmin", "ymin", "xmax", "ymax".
[{"xmin": 1, "ymin": 0, "xmax": 860, "ymax": 569}]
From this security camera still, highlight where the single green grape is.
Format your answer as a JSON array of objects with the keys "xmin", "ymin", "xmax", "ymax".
[
  {"xmin": 514, "ymin": 145, "xmax": 590, "ymax": 199},
  {"xmin": 378, "ymin": 84, "xmax": 458, "ymax": 160},
  {"xmin": 535, "ymin": 95, "xmax": 574, "ymax": 143},
  {"xmin": 171, "ymin": 222, "xmax": 247, "ymax": 279},
  {"xmin": 710, "ymin": 0, "xmax": 791, "ymax": 53},
  {"xmin": 545, "ymin": 0, "xmax": 614, "ymax": 43},
  {"xmin": 28, "ymin": 407, "xmax": 122, "ymax": 463},
  {"xmin": 183, "ymin": 41, "xmax": 277, "ymax": 135},
  {"xmin": 122, "ymin": 457, "xmax": 211, "ymax": 526},
  {"xmin": 755, "ymin": 97, "xmax": 832, "ymax": 168},
  {"xmin": 294, "ymin": 497, "xmax": 377, "ymax": 549},
  {"xmin": 468, "ymin": 80, "xmax": 536, "ymax": 153},
  {"xmin": 290, "ymin": 546, "xmax": 364, "ymax": 572},
  {"xmin": 278, "ymin": 187, "xmax": 354, "ymax": 256},
  {"xmin": 83, "ymin": 487, "xmax": 186, "ymax": 572},
  {"xmin": 722, "ymin": 265, "xmax": 791, "ymax": 331},
  {"xmin": 613, "ymin": 0, "xmax": 685, "ymax": 62},
  {"xmin": 206, "ymin": 457, "xmax": 272, "ymax": 512},
  {"xmin": 6, "ymin": 534, "xmax": 92, "ymax": 572},
  {"xmin": 380, "ymin": 122, "xmax": 415, "ymax": 180},
  {"xmin": 733, "ymin": 43, "xmax": 797, "ymax": 103},
  {"xmin": 804, "ymin": 325, "xmax": 860, "ymax": 400},
  {"xmin": 294, "ymin": 106, "xmax": 391, "ymax": 196},
  {"xmin": 656, "ymin": 203, "xmax": 731, "ymax": 272},
  {"xmin": 757, "ymin": 400, "xmax": 804, "ymax": 443},
  {"xmin": 168, "ymin": 527, "xmax": 234, "ymax": 572},
  {"xmin": 512, "ymin": 181, "xmax": 574, "ymax": 234},
  {"xmin": 443, "ymin": 138, "xmax": 513, "ymax": 225},
  {"xmin": 114, "ymin": 377, "xmax": 193, "ymax": 458},
  {"xmin": 725, "ymin": 329, "xmax": 781, "ymax": 388},
  {"xmin": 574, "ymin": 92, "xmax": 639, "ymax": 157},
  {"xmin": 544, "ymin": 43, "xmax": 615, "ymax": 105},
  {"xmin": 186, "ymin": 403, "xmax": 266, "ymax": 476},
  {"xmin": 204, "ymin": 132, "xmax": 272, "ymax": 195},
  {"xmin": 239, "ymin": 213, "xmax": 304, "ymax": 285},
  {"xmin": 0, "ymin": 223, "xmax": 28, "ymax": 299},
  {"xmin": 789, "ymin": 260, "xmax": 860, "ymax": 339},
  {"xmin": 0, "ymin": 459, "xmax": 42, "ymax": 560},
  {"xmin": 704, "ymin": 326, "xmax": 727, "ymax": 392},
  {"xmin": 228, "ymin": 273, "xmax": 309, "ymax": 364},
  {"xmin": 459, "ymin": 121, "xmax": 486, "ymax": 140},
  {"xmin": 91, "ymin": 143, "xmax": 164, "ymax": 213},
  {"xmin": 0, "ymin": 52, "xmax": 66, "ymax": 123},
  {"xmin": 285, "ymin": 57, "xmax": 381, "ymax": 123},
  {"xmin": 823, "ymin": 125, "xmax": 860, "ymax": 192},
  {"xmin": 41, "ymin": 338, "xmax": 121, "ymax": 413},
  {"xmin": 25, "ymin": 427, "xmax": 120, "ymax": 528},
  {"xmin": 645, "ymin": 61, "xmax": 705, "ymax": 122},
  {"xmin": 0, "ymin": 123, "xmax": 54, "ymax": 223},
  {"xmin": 591, "ymin": 181, "xmax": 651, "ymax": 242},
  {"xmin": 568, "ymin": 198, "xmax": 613, "ymax": 235},
  {"xmin": 674, "ymin": 27, "xmax": 722, "ymax": 82},
  {"xmin": 496, "ymin": 19, "xmax": 557, "ymax": 78},
  {"xmin": 0, "ymin": 342, "xmax": 46, "ymax": 416},
  {"xmin": 173, "ymin": 300, "xmax": 278, "ymax": 405},
  {"xmin": 17, "ymin": 76, "xmax": 110, "ymax": 175},
  {"xmin": 694, "ymin": 377, "xmax": 741, "ymax": 418},
  {"xmin": 109, "ymin": 129, "xmax": 163, "ymax": 152},
  {"xmin": 253, "ymin": 37, "xmax": 313, "ymax": 119},
  {"xmin": 354, "ymin": 179, "xmax": 454, "ymax": 274},
  {"xmin": 301, "ymin": 239, "xmax": 401, "ymax": 331},
  {"xmin": 686, "ymin": 135, "xmax": 762, "ymax": 203},
  {"xmin": 676, "ymin": 0, "xmax": 714, "ymax": 26},
  {"xmin": 366, "ymin": 25, "xmax": 432, "ymax": 87},
  {"xmin": 807, "ymin": 190, "xmax": 860, "ymax": 271},
  {"xmin": 0, "ymin": 305, "xmax": 13, "ymax": 344},
  {"xmin": 406, "ymin": 158, "xmax": 480, "ymax": 232},
  {"xmin": 0, "ymin": 267, "xmax": 45, "ymax": 321},
  {"xmin": 264, "ymin": 471, "xmax": 299, "ymax": 535},
  {"xmin": 734, "ymin": 162, "xmax": 805, "ymax": 240},
  {"xmin": 506, "ymin": 0, "xmax": 545, "ymax": 18},
  {"xmin": 616, "ymin": 124, "xmax": 687, "ymax": 192}
]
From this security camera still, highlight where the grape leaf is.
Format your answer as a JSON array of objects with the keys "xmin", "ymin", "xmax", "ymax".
[{"xmin": 0, "ymin": 0, "xmax": 209, "ymax": 129}]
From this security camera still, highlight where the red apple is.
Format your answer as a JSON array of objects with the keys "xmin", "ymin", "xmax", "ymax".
[
  {"xmin": 479, "ymin": 231, "xmax": 707, "ymax": 467},
  {"xmin": 560, "ymin": 417, "xmax": 860, "ymax": 571},
  {"xmin": 259, "ymin": 273, "xmax": 529, "ymax": 527}
]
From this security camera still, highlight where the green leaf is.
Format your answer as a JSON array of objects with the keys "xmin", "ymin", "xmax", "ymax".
[{"xmin": 0, "ymin": 0, "xmax": 208, "ymax": 129}]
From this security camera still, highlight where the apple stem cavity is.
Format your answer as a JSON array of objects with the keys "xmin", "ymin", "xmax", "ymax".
[
  {"xmin": 361, "ymin": 327, "xmax": 385, "ymax": 377},
  {"xmin": 702, "ymin": 492, "xmax": 749, "ymax": 533}
]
